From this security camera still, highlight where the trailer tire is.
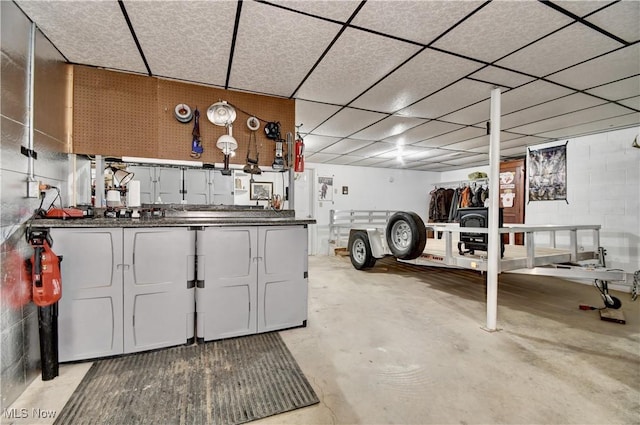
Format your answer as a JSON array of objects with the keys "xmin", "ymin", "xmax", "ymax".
[
  {"xmin": 386, "ymin": 212, "xmax": 427, "ymax": 260},
  {"xmin": 349, "ymin": 231, "xmax": 376, "ymax": 270}
]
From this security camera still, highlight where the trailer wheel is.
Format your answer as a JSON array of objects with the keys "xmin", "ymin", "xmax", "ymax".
[
  {"xmin": 386, "ymin": 212, "xmax": 427, "ymax": 260},
  {"xmin": 349, "ymin": 231, "xmax": 376, "ymax": 270}
]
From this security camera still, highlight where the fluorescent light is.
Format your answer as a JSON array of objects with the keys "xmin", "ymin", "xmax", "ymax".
[{"xmin": 121, "ymin": 156, "xmax": 203, "ymax": 167}]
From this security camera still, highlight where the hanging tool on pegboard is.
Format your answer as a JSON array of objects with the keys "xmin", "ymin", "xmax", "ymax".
[{"xmin": 190, "ymin": 108, "xmax": 203, "ymax": 159}]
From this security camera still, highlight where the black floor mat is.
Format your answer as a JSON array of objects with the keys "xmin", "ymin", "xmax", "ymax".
[{"xmin": 54, "ymin": 332, "xmax": 319, "ymax": 425}]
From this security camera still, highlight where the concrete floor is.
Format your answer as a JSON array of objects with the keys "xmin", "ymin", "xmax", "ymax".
[{"xmin": 4, "ymin": 255, "xmax": 639, "ymax": 425}]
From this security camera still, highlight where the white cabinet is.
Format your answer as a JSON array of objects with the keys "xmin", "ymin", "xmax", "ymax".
[
  {"xmin": 128, "ymin": 166, "xmax": 236, "ymax": 205},
  {"xmin": 212, "ymin": 170, "xmax": 234, "ymax": 205},
  {"xmin": 184, "ymin": 169, "xmax": 213, "ymax": 204},
  {"xmin": 156, "ymin": 167, "xmax": 183, "ymax": 203},
  {"xmin": 258, "ymin": 226, "xmax": 308, "ymax": 332},
  {"xmin": 196, "ymin": 225, "xmax": 308, "ymax": 341},
  {"xmin": 51, "ymin": 228, "xmax": 124, "ymax": 361},
  {"xmin": 123, "ymin": 228, "xmax": 195, "ymax": 353},
  {"xmin": 51, "ymin": 227, "xmax": 195, "ymax": 362}
]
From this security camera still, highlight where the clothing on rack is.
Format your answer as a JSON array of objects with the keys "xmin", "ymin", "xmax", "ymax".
[
  {"xmin": 428, "ymin": 187, "xmax": 455, "ymax": 222},
  {"xmin": 429, "ymin": 181, "xmax": 489, "ymax": 224}
]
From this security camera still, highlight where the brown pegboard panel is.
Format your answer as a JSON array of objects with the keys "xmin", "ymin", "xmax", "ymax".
[
  {"xmin": 157, "ymin": 79, "xmax": 295, "ymax": 167},
  {"xmin": 72, "ymin": 66, "xmax": 158, "ymax": 158},
  {"xmin": 72, "ymin": 67, "xmax": 295, "ymax": 166}
]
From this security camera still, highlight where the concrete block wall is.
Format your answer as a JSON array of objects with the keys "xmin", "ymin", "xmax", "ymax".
[
  {"xmin": 441, "ymin": 126, "xmax": 640, "ymax": 283},
  {"xmin": 1, "ymin": 1, "xmax": 70, "ymax": 409},
  {"xmin": 525, "ymin": 127, "xmax": 640, "ymax": 278}
]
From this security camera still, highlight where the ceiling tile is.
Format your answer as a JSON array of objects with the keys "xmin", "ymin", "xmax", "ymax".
[
  {"xmin": 617, "ymin": 96, "xmax": 640, "ymax": 110},
  {"xmin": 312, "ymin": 107, "xmax": 386, "ymax": 137},
  {"xmin": 413, "ymin": 126, "xmax": 486, "ymax": 148},
  {"xmin": 351, "ymin": 116, "xmax": 428, "ymax": 141},
  {"xmin": 296, "ymin": 100, "xmax": 343, "ymax": 132},
  {"xmin": 554, "ymin": 1, "xmax": 613, "ymax": 18},
  {"xmin": 501, "ymin": 93, "xmax": 607, "ymax": 130},
  {"xmin": 439, "ymin": 99, "xmax": 491, "ymax": 126},
  {"xmin": 305, "ymin": 152, "xmax": 340, "ymax": 163},
  {"xmin": 499, "ymin": 146, "xmax": 529, "ymax": 158},
  {"xmin": 440, "ymin": 154, "xmax": 490, "ymax": 166},
  {"xmin": 16, "ymin": 1, "xmax": 147, "ymax": 73},
  {"xmin": 538, "ymin": 112, "xmax": 640, "ymax": 138},
  {"xmin": 469, "ymin": 66, "xmax": 536, "ymax": 89},
  {"xmin": 432, "ymin": 1, "xmax": 572, "ymax": 63},
  {"xmin": 470, "ymin": 135, "xmax": 548, "ymax": 153},
  {"xmin": 124, "ymin": 1, "xmax": 235, "ymax": 86},
  {"xmin": 302, "ymin": 135, "xmax": 342, "ymax": 152},
  {"xmin": 385, "ymin": 120, "xmax": 464, "ymax": 145},
  {"xmin": 585, "ymin": 1, "xmax": 640, "ymax": 43},
  {"xmin": 270, "ymin": 0, "xmax": 361, "ymax": 22},
  {"xmin": 377, "ymin": 145, "xmax": 431, "ymax": 160},
  {"xmin": 508, "ymin": 103, "xmax": 634, "ymax": 134},
  {"xmin": 374, "ymin": 158, "xmax": 406, "ymax": 169},
  {"xmin": 443, "ymin": 131, "xmax": 520, "ymax": 151},
  {"xmin": 547, "ymin": 44, "xmax": 640, "ymax": 90},
  {"xmin": 320, "ymin": 138, "xmax": 375, "ymax": 154},
  {"xmin": 348, "ymin": 157, "xmax": 391, "ymax": 167},
  {"xmin": 229, "ymin": 2, "xmax": 341, "ymax": 97},
  {"xmin": 350, "ymin": 49, "xmax": 483, "ymax": 113},
  {"xmin": 408, "ymin": 162, "xmax": 450, "ymax": 171},
  {"xmin": 348, "ymin": 142, "xmax": 396, "ymax": 158},
  {"xmin": 296, "ymin": 27, "xmax": 421, "ymax": 104},
  {"xmin": 397, "ymin": 79, "xmax": 495, "ymax": 119},
  {"xmin": 501, "ymin": 80, "xmax": 575, "ymax": 114},
  {"xmin": 325, "ymin": 155, "xmax": 364, "ymax": 165},
  {"xmin": 585, "ymin": 76, "xmax": 640, "ymax": 101},
  {"xmin": 383, "ymin": 120, "xmax": 463, "ymax": 145},
  {"xmin": 496, "ymin": 23, "xmax": 622, "ymax": 77},
  {"xmin": 352, "ymin": 1, "xmax": 485, "ymax": 45}
]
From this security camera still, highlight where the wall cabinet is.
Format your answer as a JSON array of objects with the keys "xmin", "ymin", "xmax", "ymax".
[
  {"xmin": 195, "ymin": 225, "xmax": 308, "ymax": 341},
  {"xmin": 128, "ymin": 166, "xmax": 233, "ymax": 205},
  {"xmin": 50, "ymin": 227, "xmax": 195, "ymax": 362}
]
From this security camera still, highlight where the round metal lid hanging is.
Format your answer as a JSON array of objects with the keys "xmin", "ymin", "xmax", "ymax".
[{"xmin": 206, "ymin": 101, "xmax": 237, "ymax": 127}]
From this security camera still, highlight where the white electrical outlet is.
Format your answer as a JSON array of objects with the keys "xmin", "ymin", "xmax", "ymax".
[{"xmin": 26, "ymin": 179, "xmax": 39, "ymax": 198}]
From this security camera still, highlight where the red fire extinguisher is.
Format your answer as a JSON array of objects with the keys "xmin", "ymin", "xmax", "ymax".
[
  {"xmin": 26, "ymin": 229, "xmax": 62, "ymax": 307},
  {"xmin": 294, "ymin": 130, "xmax": 305, "ymax": 173}
]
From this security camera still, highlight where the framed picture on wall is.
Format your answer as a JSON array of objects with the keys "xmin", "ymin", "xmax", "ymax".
[
  {"xmin": 250, "ymin": 182, "xmax": 273, "ymax": 200},
  {"xmin": 318, "ymin": 176, "xmax": 333, "ymax": 201}
]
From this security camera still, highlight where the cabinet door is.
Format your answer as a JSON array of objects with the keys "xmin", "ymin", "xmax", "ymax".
[
  {"xmin": 123, "ymin": 228, "xmax": 195, "ymax": 353},
  {"xmin": 128, "ymin": 166, "xmax": 155, "ymax": 204},
  {"xmin": 50, "ymin": 228, "xmax": 124, "ymax": 362},
  {"xmin": 184, "ymin": 169, "xmax": 212, "ymax": 205},
  {"xmin": 257, "ymin": 226, "xmax": 308, "ymax": 332},
  {"xmin": 156, "ymin": 167, "xmax": 183, "ymax": 203},
  {"xmin": 196, "ymin": 227, "xmax": 257, "ymax": 340},
  {"xmin": 212, "ymin": 170, "xmax": 234, "ymax": 205}
]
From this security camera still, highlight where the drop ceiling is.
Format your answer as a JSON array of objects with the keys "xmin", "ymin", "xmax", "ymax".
[{"xmin": 14, "ymin": 0, "xmax": 640, "ymax": 171}]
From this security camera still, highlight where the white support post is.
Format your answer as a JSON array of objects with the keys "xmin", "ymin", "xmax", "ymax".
[{"xmin": 485, "ymin": 88, "xmax": 502, "ymax": 332}]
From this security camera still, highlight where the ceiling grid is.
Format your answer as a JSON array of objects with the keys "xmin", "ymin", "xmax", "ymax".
[{"xmin": 14, "ymin": 0, "xmax": 640, "ymax": 171}]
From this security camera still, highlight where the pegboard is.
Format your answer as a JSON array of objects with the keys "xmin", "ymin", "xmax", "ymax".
[
  {"xmin": 72, "ymin": 66, "xmax": 296, "ymax": 168},
  {"xmin": 73, "ymin": 66, "xmax": 158, "ymax": 158},
  {"xmin": 157, "ymin": 79, "xmax": 295, "ymax": 167}
]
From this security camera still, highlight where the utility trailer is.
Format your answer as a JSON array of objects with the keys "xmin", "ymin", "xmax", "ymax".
[{"xmin": 342, "ymin": 210, "xmax": 627, "ymax": 310}]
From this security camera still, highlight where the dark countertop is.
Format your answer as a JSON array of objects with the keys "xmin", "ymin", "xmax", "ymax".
[{"xmin": 31, "ymin": 207, "xmax": 316, "ymax": 228}]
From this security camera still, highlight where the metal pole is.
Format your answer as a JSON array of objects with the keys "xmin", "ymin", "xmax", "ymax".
[{"xmin": 486, "ymin": 88, "xmax": 501, "ymax": 332}]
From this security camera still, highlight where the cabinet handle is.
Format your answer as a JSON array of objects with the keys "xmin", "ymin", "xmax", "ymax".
[{"xmin": 117, "ymin": 264, "xmax": 130, "ymax": 270}]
